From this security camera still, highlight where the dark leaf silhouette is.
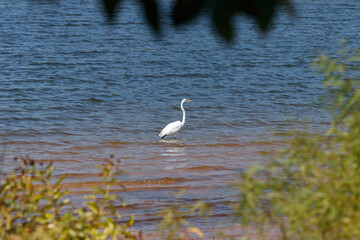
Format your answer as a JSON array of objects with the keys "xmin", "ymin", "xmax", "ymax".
[
  {"xmin": 172, "ymin": 0, "xmax": 205, "ymax": 25},
  {"xmin": 101, "ymin": 0, "xmax": 122, "ymax": 20},
  {"xmin": 138, "ymin": 0, "xmax": 160, "ymax": 32},
  {"xmin": 212, "ymin": 0, "xmax": 234, "ymax": 41},
  {"xmin": 211, "ymin": 0, "xmax": 295, "ymax": 41},
  {"xmin": 238, "ymin": 0, "xmax": 277, "ymax": 31},
  {"xmin": 65, "ymin": 0, "xmax": 294, "ymax": 41}
]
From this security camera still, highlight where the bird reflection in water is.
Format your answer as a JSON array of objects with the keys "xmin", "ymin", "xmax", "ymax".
[{"xmin": 160, "ymin": 142, "xmax": 188, "ymax": 170}]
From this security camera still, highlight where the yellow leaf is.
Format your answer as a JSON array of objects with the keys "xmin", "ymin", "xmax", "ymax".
[
  {"xmin": 26, "ymin": 175, "xmax": 31, "ymax": 190},
  {"xmin": 187, "ymin": 227, "xmax": 204, "ymax": 239},
  {"xmin": 10, "ymin": 235, "xmax": 22, "ymax": 240}
]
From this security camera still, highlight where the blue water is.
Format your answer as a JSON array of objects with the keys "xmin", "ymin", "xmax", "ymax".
[{"xmin": 1, "ymin": 0, "xmax": 360, "ymax": 234}]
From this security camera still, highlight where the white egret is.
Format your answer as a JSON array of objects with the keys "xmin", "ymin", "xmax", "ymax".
[{"xmin": 159, "ymin": 99, "xmax": 192, "ymax": 139}]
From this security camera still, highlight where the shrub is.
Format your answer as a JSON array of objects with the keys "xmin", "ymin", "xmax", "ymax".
[
  {"xmin": 233, "ymin": 44, "xmax": 360, "ymax": 240},
  {"xmin": 156, "ymin": 190, "xmax": 208, "ymax": 240},
  {"xmin": 0, "ymin": 157, "xmax": 135, "ymax": 240}
]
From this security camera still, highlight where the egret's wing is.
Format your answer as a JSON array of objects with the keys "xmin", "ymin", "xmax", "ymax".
[{"xmin": 159, "ymin": 121, "xmax": 182, "ymax": 137}]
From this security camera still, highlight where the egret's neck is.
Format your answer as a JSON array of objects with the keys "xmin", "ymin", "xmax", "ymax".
[{"xmin": 181, "ymin": 101, "xmax": 186, "ymax": 126}]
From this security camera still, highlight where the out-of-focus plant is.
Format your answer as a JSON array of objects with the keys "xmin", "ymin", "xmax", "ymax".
[
  {"xmin": 233, "ymin": 43, "xmax": 360, "ymax": 240},
  {"xmin": 0, "ymin": 156, "xmax": 135, "ymax": 240},
  {"xmin": 0, "ymin": 158, "xmax": 68, "ymax": 239},
  {"xmin": 157, "ymin": 190, "xmax": 210, "ymax": 240}
]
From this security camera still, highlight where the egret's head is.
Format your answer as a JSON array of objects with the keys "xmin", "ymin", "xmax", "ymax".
[{"xmin": 182, "ymin": 99, "xmax": 192, "ymax": 103}]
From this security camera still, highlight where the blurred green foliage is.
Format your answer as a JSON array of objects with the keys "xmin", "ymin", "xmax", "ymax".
[
  {"xmin": 156, "ymin": 190, "xmax": 209, "ymax": 240},
  {"xmin": 0, "ymin": 158, "xmax": 135, "ymax": 240},
  {"xmin": 0, "ymin": 157, "xmax": 206, "ymax": 240},
  {"xmin": 233, "ymin": 43, "xmax": 360, "ymax": 240}
]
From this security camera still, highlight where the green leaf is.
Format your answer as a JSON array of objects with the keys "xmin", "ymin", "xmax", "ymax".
[
  {"xmin": 88, "ymin": 202, "xmax": 100, "ymax": 214},
  {"xmin": 348, "ymin": 55, "xmax": 360, "ymax": 62},
  {"xmin": 128, "ymin": 215, "xmax": 135, "ymax": 226}
]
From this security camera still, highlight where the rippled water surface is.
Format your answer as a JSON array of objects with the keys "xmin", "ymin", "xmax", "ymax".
[{"xmin": 1, "ymin": 0, "xmax": 360, "ymax": 235}]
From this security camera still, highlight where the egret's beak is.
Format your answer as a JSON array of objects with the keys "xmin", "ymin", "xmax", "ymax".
[{"xmin": 186, "ymin": 100, "xmax": 192, "ymax": 102}]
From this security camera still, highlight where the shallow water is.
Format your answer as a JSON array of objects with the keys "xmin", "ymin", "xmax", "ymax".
[{"xmin": 1, "ymin": 0, "xmax": 360, "ymax": 234}]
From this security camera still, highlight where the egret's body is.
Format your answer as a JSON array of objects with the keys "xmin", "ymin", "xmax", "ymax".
[{"xmin": 159, "ymin": 99, "xmax": 192, "ymax": 139}]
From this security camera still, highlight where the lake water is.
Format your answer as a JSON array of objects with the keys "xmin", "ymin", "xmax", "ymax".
[{"xmin": 1, "ymin": 0, "xmax": 360, "ymax": 236}]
